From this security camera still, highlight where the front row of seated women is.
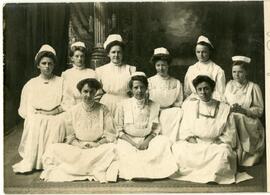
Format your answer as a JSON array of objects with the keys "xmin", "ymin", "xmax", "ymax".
[{"xmin": 12, "ymin": 38, "xmax": 264, "ymax": 184}]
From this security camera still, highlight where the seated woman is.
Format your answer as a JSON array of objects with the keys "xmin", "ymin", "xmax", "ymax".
[
  {"xmin": 148, "ymin": 47, "xmax": 183, "ymax": 142},
  {"xmin": 13, "ymin": 45, "xmax": 66, "ymax": 173},
  {"xmin": 115, "ymin": 72, "xmax": 178, "ymax": 180},
  {"xmin": 61, "ymin": 41, "xmax": 97, "ymax": 111},
  {"xmin": 184, "ymin": 35, "xmax": 226, "ymax": 101},
  {"xmin": 40, "ymin": 78, "xmax": 118, "ymax": 183},
  {"xmin": 224, "ymin": 56, "xmax": 264, "ymax": 166},
  {"xmin": 171, "ymin": 75, "xmax": 237, "ymax": 184}
]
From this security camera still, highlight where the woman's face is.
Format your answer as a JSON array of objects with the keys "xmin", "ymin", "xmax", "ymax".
[
  {"xmin": 195, "ymin": 44, "xmax": 210, "ymax": 62},
  {"xmin": 131, "ymin": 80, "xmax": 147, "ymax": 100},
  {"xmin": 155, "ymin": 60, "xmax": 169, "ymax": 77},
  {"xmin": 81, "ymin": 84, "xmax": 97, "ymax": 104},
  {"xmin": 108, "ymin": 45, "xmax": 123, "ymax": 65},
  {"xmin": 72, "ymin": 50, "xmax": 85, "ymax": 68},
  {"xmin": 232, "ymin": 65, "xmax": 247, "ymax": 84},
  {"xmin": 38, "ymin": 57, "xmax": 54, "ymax": 78},
  {"xmin": 196, "ymin": 81, "xmax": 213, "ymax": 102}
]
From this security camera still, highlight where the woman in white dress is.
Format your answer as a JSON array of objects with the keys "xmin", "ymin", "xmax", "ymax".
[
  {"xmin": 224, "ymin": 56, "xmax": 264, "ymax": 166},
  {"xmin": 13, "ymin": 45, "xmax": 66, "ymax": 173},
  {"xmin": 172, "ymin": 75, "xmax": 237, "ymax": 184},
  {"xmin": 96, "ymin": 34, "xmax": 136, "ymax": 116},
  {"xmin": 41, "ymin": 78, "xmax": 118, "ymax": 183},
  {"xmin": 61, "ymin": 41, "xmax": 97, "ymax": 111},
  {"xmin": 148, "ymin": 47, "xmax": 183, "ymax": 142},
  {"xmin": 115, "ymin": 72, "xmax": 178, "ymax": 180},
  {"xmin": 184, "ymin": 35, "xmax": 226, "ymax": 101}
]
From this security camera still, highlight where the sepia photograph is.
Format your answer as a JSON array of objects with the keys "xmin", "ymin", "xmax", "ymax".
[{"xmin": 3, "ymin": 0, "xmax": 268, "ymax": 193}]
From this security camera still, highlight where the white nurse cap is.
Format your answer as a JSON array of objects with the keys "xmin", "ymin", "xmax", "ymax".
[
  {"xmin": 35, "ymin": 44, "xmax": 56, "ymax": 60},
  {"xmin": 232, "ymin": 56, "xmax": 251, "ymax": 63},
  {"xmin": 131, "ymin": 71, "xmax": 146, "ymax": 78},
  {"xmin": 197, "ymin": 35, "xmax": 214, "ymax": 49},
  {"xmin": 71, "ymin": 41, "xmax": 86, "ymax": 49},
  {"xmin": 103, "ymin": 34, "xmax": 123, "ymax": 49},
  {"xmin": 153, "ymin": 47, "xmax": 170, "ymax": 55}
]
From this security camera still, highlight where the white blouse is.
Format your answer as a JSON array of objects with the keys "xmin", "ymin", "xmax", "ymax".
[
  {"xmin": 148, "ymin": 75, "xmax": 183, "ymax": 108},
  {"xmin": 224, "ymin": 80, "xmax": 264, "ymax": 118},
  {"xmin": 96, "ymin": 63, "xmax": 136, "ymax": 96},
  {"xmin": 65, "ymin": 102, "xmax": 116, "ymax": 143},
  {"xmin": 115, "ymin": 98, "xmax": 160, "ymax": 138},
  {"xmin": 18, "ymin": 75, "xmax": 63, "ymax": 118}
]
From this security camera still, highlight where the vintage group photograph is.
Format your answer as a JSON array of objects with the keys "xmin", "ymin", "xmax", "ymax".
[{"xmin": 3, "ymin": 1, "xmax": 268, "ymax": 193}]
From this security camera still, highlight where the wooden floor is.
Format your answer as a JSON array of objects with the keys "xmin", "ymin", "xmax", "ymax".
[{"xmin": 4, "ymin": 123, "xmax": 267, "ymax": 193}]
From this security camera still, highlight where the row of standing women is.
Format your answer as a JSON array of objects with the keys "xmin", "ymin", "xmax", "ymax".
[{"xmin": 12, "ymin": 34, "xmax": 265, "ymax": 184}]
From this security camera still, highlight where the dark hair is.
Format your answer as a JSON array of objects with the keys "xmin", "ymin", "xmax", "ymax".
[
  {"xmin": 105, "ymin": 41, "xmax": 125, "ymax": 53},
  {"xmin": 69, "ymin": 45, "xmax": 87, "ymax": 57},
  {"xmin": 127, "ymin": 75, "xmax": 148, "ymax": 97},
  {"xmin": 150, "ymin": 54, "xmax": 172, "ymax": 65},
  {"xmin": 35, "ymin": 51, "xmax": 57, "ymax": 66},
  {"xmin": 76, "ymin": 78, "xmax": 102, "ymax": 92},
  {"xmin": 192, "ymin": 75, "xmax": 216, "ymax": 91},
  {"xmin": 232, "ymin": 61, "xmax": 249, "ymax": 72}
]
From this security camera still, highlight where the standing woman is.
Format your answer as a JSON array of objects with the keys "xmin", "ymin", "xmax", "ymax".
[
  {"xmin": 115, "ymin": 72, "xmax": 178, "ymax": 180},
  {"xmin": 148, "ymin": 47, "xmax": 183, "ymax": 142},
  {"xmin": 61, "ymin": 41, "xmax": 97, "ymax": 111},
  {"xmin": 96, "ymin": 34, "xmax": 136, "ymax": 116},
  {"xmin": 184, "ymin": 35, "xmax": 226, "ymax": 101},
  {"xmin": 224, "ymin": 56, "xmax": 264, "ymax": 166},
  {"xmin": 13, "ymin": 45, "xmax": 65, "ymax": 173}
]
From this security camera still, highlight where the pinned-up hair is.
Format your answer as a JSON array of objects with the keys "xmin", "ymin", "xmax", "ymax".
[
  {"xmin": 76, "ymin": 78, "xmax": 102, "ymax": 92},
  {"xmin": 192, "ymin": 75, "xmax": 215, "ymax": 91}
]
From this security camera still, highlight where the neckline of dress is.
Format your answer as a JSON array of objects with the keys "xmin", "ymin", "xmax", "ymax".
[
  {"xmin": 157, "ymin": 74, "xmax": 170, "ymax": 80},
  {"xmin": 82, "ymin": 101, "xmax": 96, "ymax": 112},
  {"xmin": 72, "ymin": 65, "xmax": 86, "ymax": 70},
  {"xmin": 39, "ymin": 75, "xmax": 55, "ymax": 83}
]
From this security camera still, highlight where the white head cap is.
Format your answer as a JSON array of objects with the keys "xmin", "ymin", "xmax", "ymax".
[
  {"xmin": 35, "ymin": 44, "xmax": 56, "ymax": 60},
  {"xmin": 131, "ymin": 71, "xmax": 146, "ymax": 78},
  {"xmin": 71, "ymin": 41, "xmax": 86, "ymax": 49},
  {"xmin": 232, "ymin": 56, "xmax": 251, "ymax": 63},
  {"xmin": 103, "ymin": 34, "xmax": 123, "ymax": 50},
  {"xmin": 197, "ymin": 35, "xmax": 214, "ymax": 49},
  {"xmin": 153, "ymin": 47, "xmax": 170, "ymax": 55}
]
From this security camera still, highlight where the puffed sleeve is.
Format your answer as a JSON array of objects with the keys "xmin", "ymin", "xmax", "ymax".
[
  {"xmin": 173, "ymin": 80, "xmax": 184, "ymax": 107},
  {"xmin": 150, "ymin": 102, "xmax": 161, "ymax": 135},
  {"xmin": 215, "ymin": 69, "xmax": 226, "ymax": 101},
  {"xmin": 219, "ymin": 114, "xmax": 237, "ymax": 149},
  {"xmin": 184, "ymin": 68, "xmax": 192, "ymax": 98},
  {"xmin": 129, "ymin": 65, "xmax": 136, "ymax": 74},
  {"xmin": 102, "ymin": 105, "xmax": 117, "ymax": 142},
  {"xmin": 61, "ymin": 71, "xmax": 76, "ymax": 111},
  {"xmin": 178, "ymin": 101, "xmax": 195, "ymax": 140},
  {"xmin": 64, "ymin": 109, "xmax": 76, "ymax": 144},
  {"xmin": 114, "ymin": 102, "xmax": 125, "ymax": 137},
  {"xmin": 246, "ymin": 83, "xmax": 264, "ymax": 118},
  {"xmin": 18, "ymin": 81, "xmax": 31, "ymax": 119}
]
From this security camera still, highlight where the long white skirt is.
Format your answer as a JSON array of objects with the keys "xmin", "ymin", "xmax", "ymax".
[
  {"xmin": 117, "ymin": 135, "xmax": 178, "ymax": 180},
  {"xmin": 40, "ymin": 143, "xmax": 118, "ymax": 183},
  {"xmin": 171, "ymin": 140, "xmax": 237, "ymax": 184},
  {"xmin": 159, "ymin": 107, "xmax": 183, "ymax": 142},
  {"xmin": 12, "ymin": 113, "xmax": 66, "ymax": 173},
  {"xmin": 232, "ymin": 112, "xmax": 265, "ymax": 166}
]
